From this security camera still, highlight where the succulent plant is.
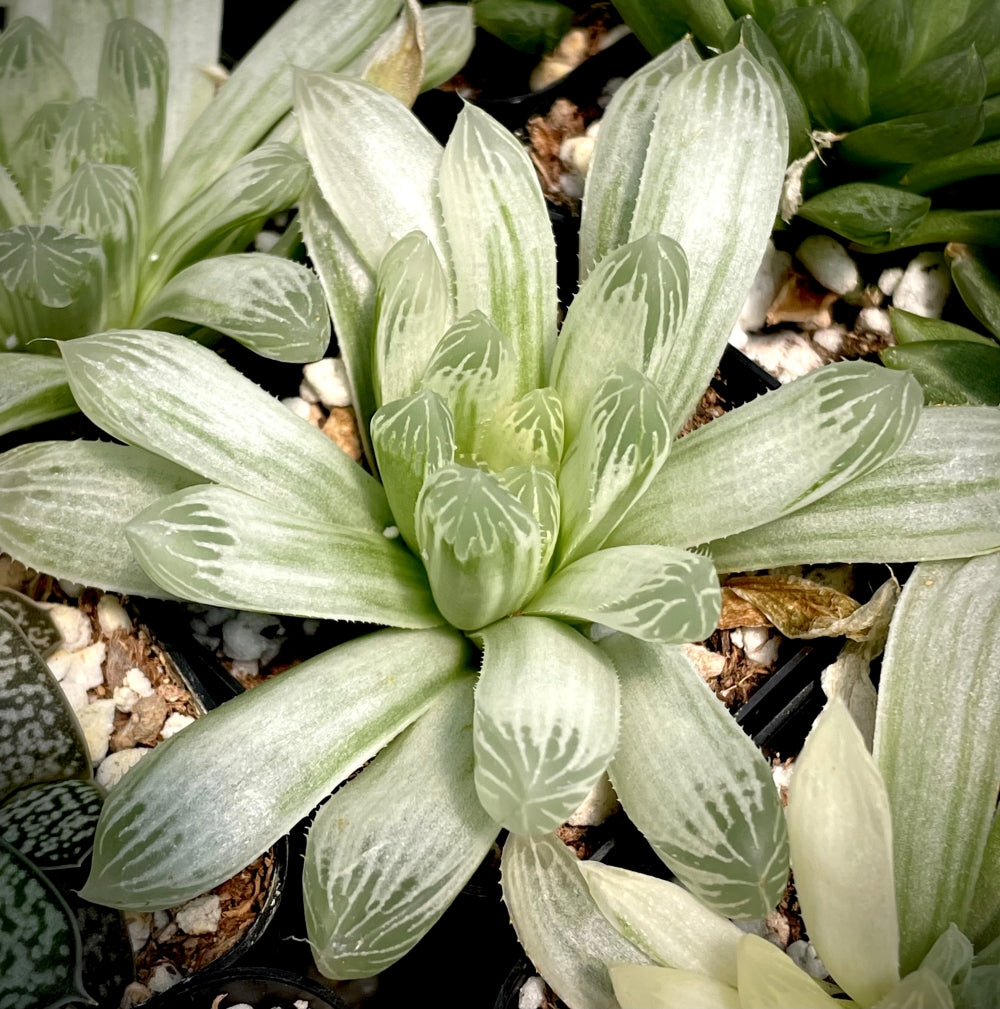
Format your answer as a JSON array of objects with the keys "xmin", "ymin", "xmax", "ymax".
[
  {"xmin": 0, "ymin": 36, "xmax": 996, "ymax": 987},
  {"xmin": 0, "ymin": 0, "xmax": 474, "ymax": 436}
]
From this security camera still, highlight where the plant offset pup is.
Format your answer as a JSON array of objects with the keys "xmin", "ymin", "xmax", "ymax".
[{"xmin": 1, "ymin": 41, "xmax": 997, "ymax": 984}]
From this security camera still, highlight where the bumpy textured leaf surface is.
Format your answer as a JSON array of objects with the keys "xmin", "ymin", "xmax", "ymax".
[
  {"xmin": 304, "ymin": 677, "xmax": 499, "ymax": 978},
  {"xmin": 473, "ymin": 617, "xmax": 619, "ymax": 835},
  {"xmin": 0, "ymin": 609, "xmax": 90, "ymax": 802},
  {"xmin": 0, "ymin": 838, "xmax": 89, "ymax": 1009},
  {"xmin": 0, "ymin": 588, "xmax": 61, "ymax": 655},
  {"xmin": 0, "ymin": 779, "xmax": 102, "ymax": 870}
]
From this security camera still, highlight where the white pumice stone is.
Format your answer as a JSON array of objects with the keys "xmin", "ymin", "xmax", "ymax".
[
  {"xmin": 787, "ymin": 939, "xmax": 828, "ymax": 978},
  {"xmin": 741, "ymin": 627, "xmax": 780, "ymax": 667},
  {"xmin": 147, "ymin": 963, "xmax": 182, "ymax": 993},
  {"xmin": 175, "ymin": 894, "xmax": 222, "ymax": 935},
  {"xmin": 96, "ymin": 594, "xmax": 132, "ymax": 635},
  {"xmin": 46, "ymin": 604, "xmax": 93, "ymax": 651},
  {"xmin": 58, "ymin": 681, "xmax": 89, "ymax": 713},
  {"xmin": 281, "ymin": 396, "xmax": 313, "ymax": 420},
  {"xmin": 878, "ymin": 266, "xmax": 904, "ymax": 297},
  {"xmin": 892, "ymin": 250, "xmax": 951, "ymax": 318},
  {"xmin": 160, "ymin": 712, "xmax": 195, "ymax": 739},
  {"xmin": 558, "ymin": 170, "xmax": 584, "ymax": 200},
  {"xmin": 125, "ymin": 912, "xmax": 152, "ymax": 953},
  {"xmin": 77, "ymin": 699, "xmax": 117, "ymax": 763},
  {"xmin": 812, "ymin": 326, "xmax": 845, "ymax": 354},
  {"xmin": 567, "ymin": 774, "xmax": 618, "ymax": 826},
  {"xmin": 222, "ymin": 611, "xmax": 282, "ymax": 662},
  {"xmin": 560, "ymin": 134, "xmax": 596, "ymax": 177},
  {"xmin": 298, "ymin": 379, "xmax": 320, "ymax": 404},
  {"xmin": 47, "ymin": 641, "xmax": 107, "ymax": 690},
  {"xmin": 57, "ymin": 579, "xmax": 84, "ymax": 599},
  {"xmin": 856, "ymin": 306, "xmax": 893, "ymax": 338},
  {"xmin": 230, "ymin": 658, "xmax": 260, "ymax": 680},
  {"xmin": 302, "ymin": 357, "xmax": 352, "ymax": 409},
  {"xmin": 736, "ymin": 331, "xmax": 825, "ymax": 383},
  {"xmin": 772, "ymin": 762, "xmax": 793, "ymax": 796},
  {"xmin": 96, "ymin": 747, "xmax": 149, "ymax": 789},
  {"xmin": 152, "ymin": 910, "xmax": 170, "ymax": 930},
  {"xmin": 518, "ymin": 976, "xmax": 546, "ymax": 1009},
  {"xmin": 4, "ymin": 334, "xmax": 17, "ymax": 350},
  {"xmin": 125, "ymin": 667, "xmax": 155, "ymax": 697},
  {"xmin": 113, "ymin": 685, "xmax": 140, "ymax": 713},
  {"xmin": 796, "ymin": 234, "xmax": 860, "ymax": 296},
  {"xmin": 740, "ymin": 240, "xmax": 793, "ymax": 332},
  {"xmin": 254, "ymin": 229, "xmax": 281, "ymax": 253}
]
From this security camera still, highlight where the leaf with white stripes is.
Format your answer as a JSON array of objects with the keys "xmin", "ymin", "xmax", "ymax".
[
  {"xmin": 0, "ymin": 164, "xmax": 30, "ymax": 229},
  {"xmin": 136, "ymin": 253, "xmax": 332, "ymax": 363},
  {"xmin": 551, "ymin": 233, "xmax": 688, "ymax": 441},
  {"xmin": 494, "ymin": 464, "xmax": 560, "ymax": 589},
  {"xmin": 439, "ymin": 102, "xmax": 557, "ymax": 393},
  {"xmin": 127, "ymin": 484, "xmax": 440, "ymax": 627},
  {"xmin": 525, "ymin": 545, "xmax": 720, "ymax": 644},
  {"xmin": 501, "ymin": 833, "xmax": 651, "ymax": 1009},
  {"xmin": 477, "ymin": 387, "xmax": 564, "ymax": 473},
  {"xmin": 556, "ymin": 364, "xmax": 670, "ymax": 568},
  {"xmin": 0, "ymin": 589, "xmax": 62, "ymax": 656},
  {"xmin": 81, "ymin": 626, "xmax": 469, "ymax": 911},
  {"xmin": 47, "ymin": 97, "xmax": 127, "ymax": 197},
  {"xmin": 0, "ymin": 353, "xmax": 76, "ymax": 437},
  {"xmin": 415, "ymin": 464, "xmax": 541, "ymax": 630},
  {"xmin": 709, "ymin": 407, "xmax": 1000, "ymax": 571},
  {"xmin": 7, "ymin": 100, "xmax": 70, "ymax": 215},
  {"xmin": 58, "ymin": 329, "xmax": 390, "ymax": 532},
  {"xmin": 0, "ymin": 440, "xmax": 201, "ymax": 597},
  {"xmin": 602, "ymin": 634, "xmax": 789, "ymax": 919},
  {"xmin": 473, "ymin": 616, "xmax": 619, "ymax": 835},
  {"xmin": 610, "ymin": 362, "xmax": 923, "ymax": 550},
  {"xmin": 373, "ymin": 230, "xmax": 453, "ymax": 408},
  {"xmin": 0, "ymin": 609, "xmax": 91, "ymax": 803},
  {"xmin": 304, "ymin": 676, "xmax": 499, "ymax": 978}
]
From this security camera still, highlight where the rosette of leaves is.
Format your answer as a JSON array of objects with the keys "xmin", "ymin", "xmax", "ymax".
[
  {"xmin": 0, "ymin": 0, "xmax": 474, "ymax": 436},
  {"xmin": 0, "ymin": 589, "xmax": 112, "ymax": 1009},
  {"xmin": 513, "ymin": 553, "xmax": 1000, "ymax": 1009},
  {"xmin": 0, "ymin": 39, "xmax": 997, "ymax": 985}
]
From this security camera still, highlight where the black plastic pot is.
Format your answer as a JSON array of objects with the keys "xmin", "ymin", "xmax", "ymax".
[{"xmin": 141, "ymin": 967, "xmax": 349, "ymax": 1009}]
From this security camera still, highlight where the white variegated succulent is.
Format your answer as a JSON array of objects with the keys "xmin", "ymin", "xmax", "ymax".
[
  {"xmin": 514, "ymin": 553, "xmax": 1000, "ymax": 1009},
  {"xmin": 0, "ymin": 38, "xmax": 997, "ymax": 985}
]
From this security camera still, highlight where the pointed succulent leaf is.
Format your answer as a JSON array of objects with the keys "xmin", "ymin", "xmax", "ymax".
[
  {"xmin": 296, "ymin": 71, "xmax": 444, "ymax": 272},
  {"xmin": 708, "ymin": 406, "xmax": 1000, "ymax": 570},
  {"xmin": 0, "ymin": 779, "xmax": 103, "ymax": 871},
  {"xmin": 846, "ymin": 0, "xmax": 915, "ymax": 96},
  {"xmin": 0, "ymin": 589, "xmax": 62, "ymax": 656},
  {"xmin": 373, "ymin": 230, "xmax": 453, "ymax": 408},
  {"xmin": 58, "ymin": 330, "xmax": 390, "ymax": 532},
  {"xmin": 421, "ymin": 310, "xmax": 518, "ymax": 457},
  {"xmin": 304, "ymin": 676, "xmax": 499, "ymax": 978},
  {"xmin": 841, "ymin": 104, "xmax": 986, "ymax": 168},
  {"xmin": 360, "ymin": 0, "xmax": 424, "ymax": 108},
  {"xmin": 881, "ymin": 341, "xmax": 1000, "ymax": 406},
  {"xmin": 493, "ymin": 464, "xmax": 560, "ymax": 587},
  {"xmin": 769, "ymin": 6, "xmax": 870, "ymax": 130},
  {"xmin": 0, "ymin": 17, "xmax": 76, "ymax": 162},
  {"xmin": 0, "ymin": 164, "xmax": 30, "ymax": 229},
  {"xmin": 602, "ymin": 635, "xmax": 789, "ymax": 918},
  {"xmin": 580, "ymin": 37, "xmax": 702, "ymax": 276},
  {"xmin": 525, "ymin": 545, "xmax": 720, "ymax": 644},
  {"xmin": 737, "ymin": 933, "xmax": 846, "ymax": 1008},
  {"xmin": 439, "ymin": 102, "xmax": 558, "ymax": 392},
  {"xmin": 611, "ymin": 362, "xmax": 923, "ymax": 550},
  {"xmin": 871, "ymin": 969, "xmax": 955, "ymax": 1009},
  {"xmin": 797, "ymin": 183, "xmax": 932, "ymax": 249},
  {"xmin": 420, "ymin": 2, "xmax": 475, "ymax": 91},
  {"xmin": 371, "ymin": 388, "xmax": 456, "ymax": 553},
  {"xmin": 551, "ymin": 233, "xmax": 688, "ymax": 441},
  {"xmin": 0, "ymin": 353, "xmax": 76, "ymax": 438},
  {"xmin": 502, "ymin": 833, "xmax": 651, "ymax": 1009},
  {"xmin": 919, "ymin": 0, "xmax": 1000, "ymax": 64},
  {"xmin": 43, "ymin": 163, "xmax": 141, "ymax": 328},
  {"xmin": 0, "ymin": 838, "xmax": 90, "ymax": 1009},
  {"xmin": 579, "ymin": 861, "xmax": 743, "ymax": 985},
  {"xmin": 477, "ymin": 387, "xmax": 565, "ymax": 473},
  {"xmin": 474, "ymin": 617, "xmax": 619, "ymax": 835},
  {"xmin": 48, "ymin": 97, "xmax": 128, "ymax": 197},
  {"xmin": 160, "ymin": 0, "xmax": 403, "ymax": 220},
  {"xmin": 473, "ymin": 0, "xmax": 574, "ymax": 54},
  {"xmin": 136, "ymin": 253, "xmax": 332, "ymax": 363},
  {"xmin": 623, "ymin": 48, "xmax": 788, "ymax": 436},
  {"xmin": 889, "ymin": 307, "xmax": 997, "ymax": 346},
  {"xmin": 874, "ymin": 555, "xmax": 1000, "ymax": 973},
  {"xmin": 128, "ymin": 484, "xmax": 439, "ymax": 627},
  {"xmin": 918, "ymin": 924, "xmax": 973, "ymax": 998},
  {"xmin": 556, "ymin": 364, "xmax": 670, "ymax": 568},
  {"xmin": 0, "ymin": 610, "xmax": 91, "ymax": 801},
  {"xmin": 0, "ymin": 440, "xmax": 200, "ymax": 597},
  {"xmin": 7, "ymin": 99, "xmax": 70, "ymax": 214},
  {"xmin": 788, "ymin": 699, "xmax": 900, "ymax": 1005},
  {"xmin": 947, "ymin": 243, "xmax": 1000, "ymax": 340},
  {"xmin": 871, "ymin": 45, "xmax": 986, "ymax": 121},
  {"xmin": 97, "ymin": 18, "xmax": 168, "ymax": 203},
  {"xmin": 415, "ymin": 464, "xmax": 541, "ymax": 630},
  {"xmin": 610, "ymin": 963, "xmax": 742, "ymax": 1009},
  {"xmin": 81, "ymin": 626, "xmax": 469, "ymax": 911}
]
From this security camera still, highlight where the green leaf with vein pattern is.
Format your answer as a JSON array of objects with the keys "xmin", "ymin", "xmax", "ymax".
[
  {"xmin": 493, "ymin": 464, "xmax": 560, "ymax": 590},
  {"xmin": 477, "ymin": 387, "xmax": 564, "ymax": 474},
  {"xmin": 47, "ymin": 97, "xmax": 127, "ymax": 198},
  {"xmin": 0, "ymin": 589, "xmax": 62, "ymax": 656},
  {"xmin": 0, "ymin": 354, "xmax": 76, "ymax": 437},
  {"xmin": 7, "ymin": 100, "xmax": 70, "ymax": 214},
  {"xmin": 0, "ymin": 164, "xmax": 30, "ymax": 229}
]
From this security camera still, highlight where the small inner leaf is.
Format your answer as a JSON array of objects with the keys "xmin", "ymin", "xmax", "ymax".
[
  {"xmin": 0, "ymin": 588, "xmax": 63, "ymax": 655},
  {"xmin": 0, "ymin": 779, "xmax": 103, "ymax": 870},
  {"xmin": 476, "ymin": 386, "xmax": 564, "ymax": 473},
  {"xmin": 0, "ymin": 223, "xmax": 103, "ymax": 308}
]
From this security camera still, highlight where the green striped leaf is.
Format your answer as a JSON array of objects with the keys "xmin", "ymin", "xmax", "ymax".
[
  {"xmin": 6, "ymin": 100, "xmax": 70, "ymax": 214},
  {"xmin": 0, "ymin": 164, "xmax": 30, "ymax": 229},
  {"xmin": 474, "ymin": 617, "xmax": 619, "ymax": 836},
  {"xmin": 551, "ymin": 233, "xmax": 688, "ymax": 442},
  {"xmin": 611, "ymin": 362, "xmax": 923, "ymax": 550},
  {"xmin": 871, "ymin": 45, "xmax": 986, "ymax": 121},
  {"xmin": 127, "ymin": 484, "xmax": 440, "ymax": 627},
  {"xmin": 845, "ymin": 0, "xmax": 915, "ymax": 97},
  {"xmin": 478, "ymin": 388, "xmax": 564, "ymax": 474},
  {"xmin": 708, "ymin": 406, "xmax": 1000, "ymax": 571},
  {"xmin": 493, "ymin": 464, "xmax": 560, "ymax": 589},
  {"xmin": 439, "ymin": 102, "xmax": 557, "ymax": 393},
  {"xmin": 58, "ymin": 330, "xmax": 390, "ymax": 532},
  {"xmin": 415, "ymin": 464, "xmax": 541, "ymax": 630},
  {"xmin": 420, "ymin": 2, "xmax": 475, "ymax": 91},
  {"xmin": 373, "ymin": 230, "xmax": 453, "ymax": 408},
  {"xmin": 0, "ymin": 588, "xmax": 62, "ymax": 656},
  {"xmin": 789, "ymin": 699, "xmax": 900, "ymax": 1005},
  {"xmin": 304, "ymin": 676, "xmax": 499, "ymax": 978},
  {"xmin": 501, "ymin": 833, "xmax": 651, "ymax": 1009},
  {"xmin": 0, "ymin": 353, "xmax": 76, "ymax": 437},
  {"xmin": 525, "ymin": 545, "xmax": 720, "ymax": 644},
  {"xmin": 874, "ymin": 555, "xmax": 1000, "ymax": 973},
  {"xmin": 81, "ymin": 626, "xmax": 469, "ymax": 911},
  {"xmin": 47, "ymin": 97, "xmax": 127, "ymax": 197},
  {"xmin": 136, "ymin": 253, "xmax": 332, "ymax": 363},
  {"xmin": 0, "ymin": 609, "xmax": 90, "ymax": 802},
  {"xmin": 602, "ymin": 635, "xmax": 789, "ymax": 919},
  {"xmin": 0, "ymin": 440, "xmax": 200, "ymax": 597}
]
